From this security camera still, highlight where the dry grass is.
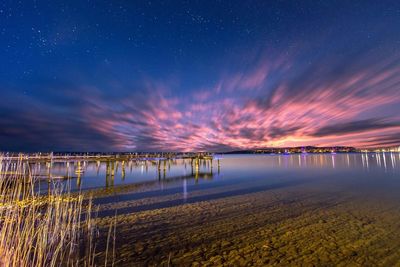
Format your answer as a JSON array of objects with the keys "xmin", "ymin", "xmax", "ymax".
[{"xmin": 0, "ymin": 155, "xmax": 115, "ymax": 266}]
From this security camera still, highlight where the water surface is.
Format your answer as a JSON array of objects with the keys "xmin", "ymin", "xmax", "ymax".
[
  {"xmin": 49, "ymin": 153, "xmax": 400, "ymax": 266},
  {"xmin": 39, "ymin": 153, "xmax": 400, "ymax": 200}
]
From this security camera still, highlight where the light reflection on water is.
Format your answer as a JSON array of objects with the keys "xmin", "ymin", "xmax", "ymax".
[
  {"xmin": 30, "ymin": 153, "xmax": 400, "ymax": 195},
  {"xmin": 23, "ymin": 153, "xmax": 400, "ymax": 264}
]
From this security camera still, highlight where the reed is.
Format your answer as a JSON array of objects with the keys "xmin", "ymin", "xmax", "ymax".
[{"xmin": 0, "ymin": 155, "xmax": 113, "ymax": 266}]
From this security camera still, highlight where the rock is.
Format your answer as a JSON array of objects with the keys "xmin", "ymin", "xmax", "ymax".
[{"xmin": 221, "ymin": 240, "xmax": 231, "ymax": 247}]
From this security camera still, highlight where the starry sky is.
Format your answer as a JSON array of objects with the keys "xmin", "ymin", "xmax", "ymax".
[{"xmin": 1, "ymin": 1, "xmax": 400, "ymax": 152}]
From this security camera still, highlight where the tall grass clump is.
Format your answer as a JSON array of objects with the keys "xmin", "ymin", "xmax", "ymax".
[{"xmin": 0, "ymin": 154, "xmax": 113, "ymax": 266}]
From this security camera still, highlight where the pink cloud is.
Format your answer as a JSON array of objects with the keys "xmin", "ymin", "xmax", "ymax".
[{"xmin": 72, "ymin": 50, "xmax": 400, "ymax": 151}]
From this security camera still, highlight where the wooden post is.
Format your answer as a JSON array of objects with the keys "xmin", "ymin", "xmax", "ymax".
[
  {"xmin": 121, "ymin": 161, "xmax": 125, "ymax": 180},
  {"xmin": 195, "ymin": 157, "xmax": 199, "ymax": 180}
]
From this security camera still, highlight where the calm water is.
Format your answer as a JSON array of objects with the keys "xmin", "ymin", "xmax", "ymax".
[
  {"xmin": 77, "ymin": 152, "xmax": 400, "ymax": 265},
  {"xmin": 36, "ymin": 152, "xmax": 400, "ymax": 265},
  {"xmin": 36, "ymin": 153, "xmax": 400, "ymax": 206}
]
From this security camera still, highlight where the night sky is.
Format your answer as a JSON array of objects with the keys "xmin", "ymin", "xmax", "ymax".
[{"xmin": 1, "ymin": 1, "xmax": 400, "ymax": 152}]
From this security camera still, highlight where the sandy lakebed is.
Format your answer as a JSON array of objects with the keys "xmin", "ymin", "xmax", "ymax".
[{"xmin": 92, "ymin": 175, "xmax": 400, "ymax": 266}]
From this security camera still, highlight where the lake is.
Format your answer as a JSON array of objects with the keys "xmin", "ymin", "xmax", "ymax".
[{"xmin": 34, "ymin": 153, "xmax": 400, "ymax": 265}]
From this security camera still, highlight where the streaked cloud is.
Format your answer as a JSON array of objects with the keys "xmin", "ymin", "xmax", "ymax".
[{"xmin": 1, "ymin": 42, "xmax": 400, "ymax": 151}]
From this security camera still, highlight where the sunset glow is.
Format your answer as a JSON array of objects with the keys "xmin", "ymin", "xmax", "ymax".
[{"xmin": 1, "ymin": 1, "xmax": 399, "ymax": 151}]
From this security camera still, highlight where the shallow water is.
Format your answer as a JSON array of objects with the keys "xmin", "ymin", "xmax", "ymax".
[{"xmin": 35, "ymin": 153, "xmax": 400, "ymax": 265}]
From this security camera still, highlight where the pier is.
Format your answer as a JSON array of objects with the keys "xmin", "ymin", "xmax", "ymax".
[
  {"xmin": 0, "ymin": 152, "xmax": 216, "ymax": 188},
  {"xmin": 1, "ymin": 152, "xmax": 213, "ymax": 164}
]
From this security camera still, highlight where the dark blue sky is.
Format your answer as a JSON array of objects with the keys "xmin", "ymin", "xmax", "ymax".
[{"xmin": 1, "ymin": 1, "xmax": 400, "ymax": 151}]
